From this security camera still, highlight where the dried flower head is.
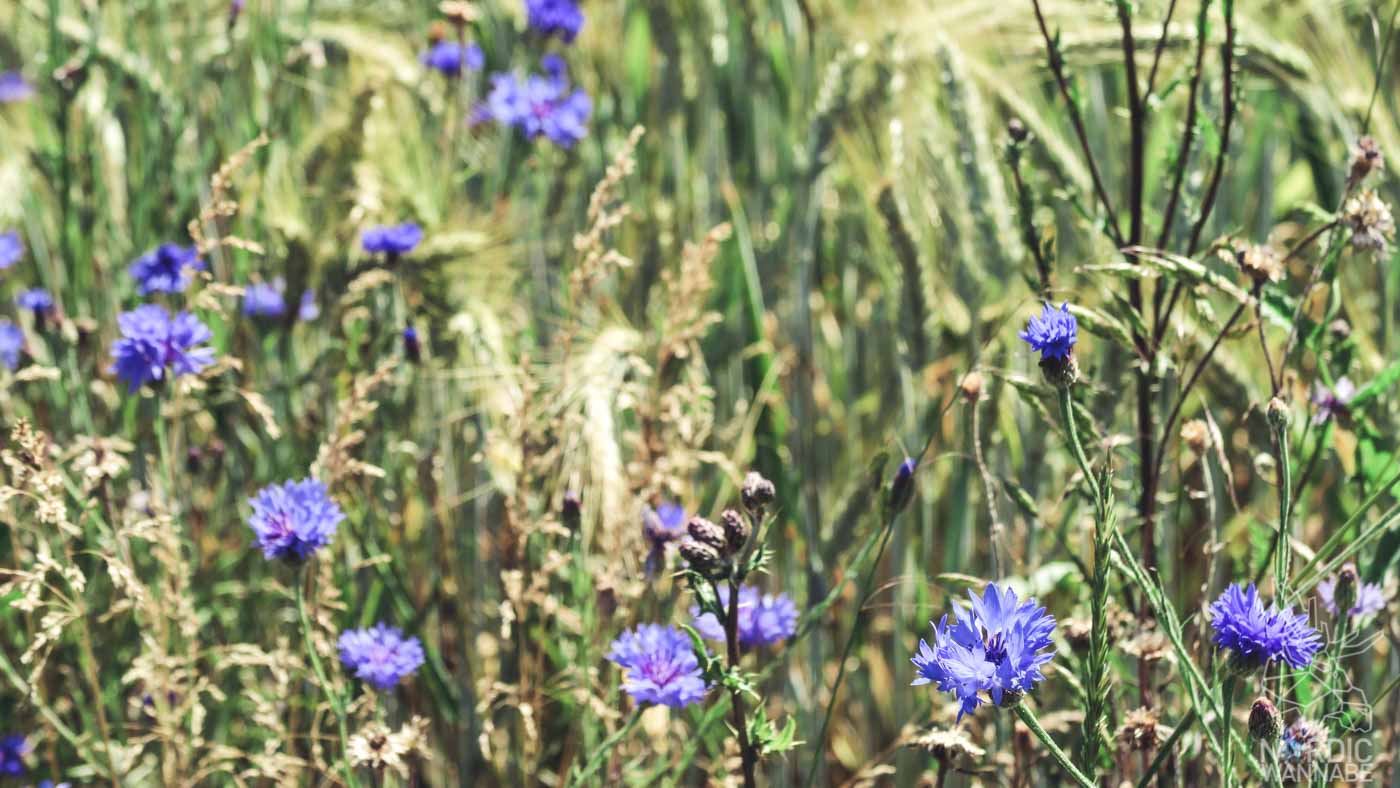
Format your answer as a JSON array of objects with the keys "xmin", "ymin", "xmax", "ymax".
[
  {"xmin": 440, "ymin": 1, "xmax": 479, "ymax": 24},
  {"xmin": 1235, "ymin": 242, "xmax": 1284, "ymax": 285},
  {"xmin": 338, "ymin": 623, "xmax": 426, "ymax": 690},
  {"xmin": 1122, "ymin": 630, "xmax": 1172, "ymax": 664},
  {"xmin": 909, "ymin": 726, "xmax": 986, "ymax": 762},
  {"xmin": 1209, "ymin": 583, "xmax": 1322, "ymax": 671},
  {"xmin": 347, "ymin": 716, "xmax": 430, "ymax": 777},
  {"xmin": 690, "ymin": 584, "xmax": 798, "ymax": 648},
  {"xmin": 1180, "ymin": 419, "xmax": 1211, "ymax": 454},
  {"xmin": 960, "ymin": 371, "xmax": 986, "ymax": 403},
  {"xmin": 741, "ymin": 471, "xmax": 776, "ymax": 512},
  {"xmin": 606, "ymin": 624, "xmax": 708, "ymax": 708},
  {"xmin": 1343, "ymin": 190, "xmax": 1396, "ymax": 254},
  {"xmin": 1117, "ymin": 707, "xmax": 1163, "ymax": 752},
  {"xmin": 911, "ymin": 584, "xmax": 1057, "ymax": 720}
]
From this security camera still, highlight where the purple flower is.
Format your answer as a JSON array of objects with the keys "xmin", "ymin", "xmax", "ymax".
[
  {"xmin": 422, "ymin": 41, "xmax": 484, "ymax": 76},
  {"xmin": 246, "ymin": 478, "xmax": 343, "ymax": 562},
  {"xmin": 690, "ymin": 584, "xmax": 798, "ymax": 648},
  {"xmin": 337, "ymin": 623, "xmax": 426, "ymax": 690},
  {"xmin": 0, "ymin": 72, "xmax": 33, "ymax": 103},
  {"xmin": 1311, "ymin": 377, "xmax": 1356, "ymax": 424},
  {"xmin": 1019, "ymin": 302, "xmax": 1078, "ymax": 360},
  {"xmin": 242, "ymin": 278, "xmax": 287, "ymax": 318},
  {"xmin": 1209, "ymin": 583, "xmax": 1322, "ymax": 670},
  {"xmin": 911, "ymin": 584, "xmax": 1057, "ymax": 721},
  {"xmin": 361, "ymin": 223, "xmax": 422, "ymax": 256},
  {"xmin": 525, "ymin": 0, "xmax": 584, "ymax": 42},
  {"xmin": 128, "ymin": 244, "xmax": 206, "ymax": 295},
  {"xmin": 16, "ymin": 288, "xmax": 53, "ymax": 315},
  {"xmin": 108, "ymin": 305, "xmax": 216, "ymax": 391},
  {"xmin": 0, "ymin": 734, "xmax": 30, "ymax": 776},
  {"xmin": 0, "ymin": 232, "xmax": 22, "ymax": 269},
  {"xmin": 642, "ymin": 502, "xmax": 686, "ymax": 577},
  {"xmin": 403, "ymin": 325, "xmax": 421, "ymax": 362},
  {"xmin": 477, "ymin": 66, "xmax": 590, "ymax": 148},
  {"xmin": 0, "ymin": 321, "xmax": 22, "ymax": 370},
  {"xmin": 1317, "ymin": 572, "xmax": 1387, "ymax": 619},
  {"xmin": 606, "ymin": 624, "xmax": 708, "ymax": 708},
  {"xmin": 297, "ymin": 288, "xmax": 319, "ymax": 322}
]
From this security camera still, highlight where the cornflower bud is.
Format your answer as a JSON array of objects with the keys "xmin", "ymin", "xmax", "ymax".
[
  {"xmin": 1267, "ymin": 397, "xmax": 1289, "ymax": 430},
  {"xmin": 686, "ymin": 516, "xmax": 727, "ymax": 554},
  {"xmin": 719, "ymin": 508, "xmax": 749, "ymax": 554},
  {"xmin": 1249, "ymin": 697, "xmax": 1282, "ymax": 743},
  {"xmin": 679, "ymin": 539, "xmax": 727, "ymax": 579},
  {"xmin": 561, "ymin": 490, "xmax": 581, "ymax": 532},
  {"xmin": 1334, "ymin": 564, "xmax": 1359, "ymax": 621},
  {"xmin": 889, "ymin": 457, "xmax": 917, "ymax": 514}
]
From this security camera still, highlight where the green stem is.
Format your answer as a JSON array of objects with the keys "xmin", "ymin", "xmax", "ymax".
[
  {"xmin": 295, "ymin": 572, "xmax": 358, "ymax": 788},
  {"xmin": 1057, "ymin": 386, "xmax": 1099, "ymax": 500},
  {"xmin": 1272, "ymin": 421, "xmax": 1293, "ymax": 600},
  {"xmin": 570, "ymin": 708, "xmax": 642, "ymax": 786},
  {"xmin": 1220, "ymin": 674, "xmax": 1239, "ymax": 786},
  {"xmin": 1013, "ymin": 703, "xmax": 1096, "ymax": 788},
  {"xmin": 1135, "ymin": 709, "xmax": 1196, "ymax": 788}
]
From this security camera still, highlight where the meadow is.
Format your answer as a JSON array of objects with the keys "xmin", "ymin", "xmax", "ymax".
[{"xmin": 1, "ymin": 0, "xmax": 1399, "ymax": 785}]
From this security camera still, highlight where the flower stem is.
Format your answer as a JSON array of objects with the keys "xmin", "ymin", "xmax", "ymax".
[
  {"xmin": 1220, "ymin": 674, "xmax": 1239, "ymax": 786},
  {"xmin": 1271, "ymin": 420, "xmax": 1293, "ymax": 600},
  {"xmin": 570, "ymin": 708, "xmax": 642, "ymax": 787},
  {"xmin": 295, "ymin": 571, "xmax": 358, "ymax": 788},
  {"xmin": 1013, "ymin": 703, "xmax": 1095, "ymax": 788},
  {"xmin": 725, "ymin": 576, "xmax": 759, "ymax": 788}
]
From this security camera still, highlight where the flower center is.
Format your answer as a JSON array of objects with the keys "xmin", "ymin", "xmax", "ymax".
[{"xmin": 983, "ymin": 632, "xmax": 1008, "ymax": 666}]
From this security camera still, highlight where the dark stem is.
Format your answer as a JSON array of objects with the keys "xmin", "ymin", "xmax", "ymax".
[
  {"xmin": 726, "ymin": 576, "xmax": 758, "ymax": 788},
  {"xmin": 1144, "ymin": 0, "xmax": 1180, "ymax": 97}
]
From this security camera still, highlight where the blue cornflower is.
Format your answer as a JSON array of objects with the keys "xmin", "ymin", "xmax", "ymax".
[
  {"xmin": 1317, "ymin": 570, "xmax": 1388, "ymax": 620},
  {"xmin": 108, "ymin": 305, "xmax": 216, "ymax": 391},
  {"xmin": 337, "ymin": 623, "xmax": 426, "ymax": 690},
  {"xmin": 0, "ymin": 733, "xmax": 30, "ymax": 776},
  {"xmin": 246, "ymin": 478, "xmax": 343, "ymax": 562},
  {"xmin": 1279, "ymin": 719, "xmax": 1327, "ymax": 772},
  {"xmin": 642, "ymin": 501, "xmax": 687, "ymax": 578},
  {"xmin": 890, "ymin": 457, "xmax": 917, "ymax": 513},
  {"xmin": 298, "ymin": 289, "xmax": 319, "ymax": 322},
  {"xmin": 1209, "ymin": 583, "xmax": 1322, "ymax": 670},
  {"xmin": 477, "ymin": 65, "xmax": 590, "ymax": 148},
  {"xmin": 690, "ymin": 584, "xmax": 798, "ymax": 648},
  {"xmin": 525, "ymin": 0, "xmax": 584, "ymax": 42},
  {"xmin": 1310, "ymin": 377, "xmax": 1356, "ymax": 425},
  {"xmin": 911, "ymin": 584, "xmax": 1057, "ymax": 721},
  {"xmin": 0, "ymin": 72, "xmax": 33, "ymax": 103},
  {"xmin": 242, "ymin": 278, "xmax": 287, "ymax": 318},
  {"xmin": 361, "ymin": 223, "xmax": 422, "ymax": 256},
  {"xmin": 128, "ymin": 244, "xmax": 206, "ymax": 295},
  {"xmin": 606, "ymin": 624, "xmax": 708, "ymax": 708},
  {"xmin": 16, "ymin": 288, "xmax": 53, "ymax": 315},
  {"xmin": 0, "ymin": 232, "xmax": 22, "ymax": 270},
  {"xmin": 1019, "ymin": 302, "xmax": 1078, "ymax": 360},
  {"xmin": 403, "ymin": 325, "xmax": 421, "ymax": 362},
  {"xmin": 0, "ymin": 321, "xmax": 22, "ymax": 370},
  {"xmin": 422, "ymin": 41, "xmax": 484, "ymax": 76}
]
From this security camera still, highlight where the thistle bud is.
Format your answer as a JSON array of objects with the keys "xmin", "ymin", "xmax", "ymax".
[
  {"xmin": 1267, "ymin": 397, "xmax": 1289, "ymax": 430},
  {"xmin": 741, "ymin": 471, "xmax": 775, "ymax": 512},
  {"xmin": 1334, "ymin": 563, "xmax": 1359, "ymax": 620},
  {"xmin": 720, "ymin": 508, "xmax": 749, "ymax": 553},
  {"xmin": 1007, "ymin": 118, "xmax": 1028, "ymax": 144},
  {"xmin": 1248, "ymin": 697, "xmax": 1282, "ymax": 743},
  {"xmin": 561, "ymin": 490, "xmax": 581, "ymax": 532},
  {"xmin": 889, "ymin": 457, "xmax": 917, "ymax": 514},
  {"xmin": 686, "ymin": 516, "xmax": 728, "ymax": 553},
  {"xmin": 679, "ymin": 539, "xmax": 726, "ymax": 579}
]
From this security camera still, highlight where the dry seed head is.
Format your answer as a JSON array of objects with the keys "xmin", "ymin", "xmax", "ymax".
[
  {"xmin": 1343, "ymin": 190, "xmax": 1396, "ymax": 254},
  {"xmin": 1117, "ymin": 707, "xmax": 1164, "ymax": 752},
  {"xmin": 1349, "ymin": 136, "xmax": 1384, "ymax": 184},
  {"xmin": 960, "ymin": 371, "xmax": 986, "ymax": 403},
  {"xmin": 909, "ymin": 726, "xmax": 986, "ymax": 762},
  {"xmin": 1180, "ymin": 419, "xmax": 1211, "ymax": 454},
  {"xmin": 741, "ymin": 471, "xmax": 775, "ymax": 512},
  {"xmin": 1236, "ymin": 242, "xmax": 1284, "ymax": 285}
]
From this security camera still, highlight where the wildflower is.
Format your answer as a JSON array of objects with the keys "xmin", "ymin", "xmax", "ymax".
[
  {"xmin": 1342, "ymin": 190, "xmax": 1395, "ymax": 254},
  {"xmin": 421, "ymin": 41, "xmax": 484, "ymax": 77},
  {"xmin": 525, "ymin": 0, "xmax": 584, "ymax": 42},
  {"xmin": 476, "ymin": 64, "xmax": 591, "ymax": 148},
  {"xmin": 1234, "ymin": 242, "xmax": 1284, "ymax": 285},
  {"xmin": 128, "ymin": 244, "xmax": 206, "ymax": 295},
  {"xmin": 641, "ymin": 501, "xmax": 686, "ymax": 577},
  {"xmin": 361, "ymin": 223, "xmax": 422, "ymax": 257},
  {"xmin": 1249, "ymin": 697, "xmax": 1282, "ymax": 743},
  {"xmin": 1317, "ymin": 564, "xmax": 1387, "ymax": 620},
  {"xmin": 1310, "ymin": 377, "xmax": 1356, "ymax": 425},
  {"xmin": 1117, "ymin": 707, "xmax": 1164, "ymax": 752},
  {"xmin": 297, "ymin": 289, "xmax": 319, "ymax": 321},
  {"xmin": 403, "ymin": 326, "xmax": 421, "ymax": 362},
  {"xmin": 246, "ymin": 478, "xmax": 344, "ymax": 562},
  {"xmin": 889, "ymin": 457, "xmax": 917, "ymax": 514},
  {"xmin": 909, "ymin": 726, "xmax": 986, "ymax": 762},
  {"xmin": 740, "ymin": 470, "xmax": 776, "ymax": 512},
  {"xmin": 911, "ymin": 584, "xmax": 1057, "ymax": 720},
  {"xmin": 1208, "ymin": 583, "xmax": 1322, "ymax": 671},
  {"xmin": 606, "ymin": 624, "xmax": 708, "ymax": 708},
  {"xmin": 0, "ymin": 231, "xmax": 22, "ymax": 269},
  {"xmin": 16, "ymin": 288, "xmax": 53, "ymax": 316},
  {"xmin": 1348, "ymin": 136, "xmax": 1384, "ymax": 185},
  {"xmin": 0, "ymin": 72, "xmax": 33, "ymax": 103},
  {"xmin": 1019, "ymin": 302, "xmax": 1077, "ymax": 360},
  {"xmin": 338, "ymin": 623, "xmax": 426, "ymax": 690},
  {"xmin": 108, "ymin": 305, "xmax": 216, "ymax": 391},
  {"xmin": 0, "ymin": 321, "xmax": 21, "ymax": 370},
  {"xmin": 348, "ymin": 717, "xmax": 429, "ymax": 777},
  {"xmin": 0, "ymin": 734, "xmax": 29, "ymax": 776},
  {"xmin": 1279, "ymin": 719, "xmax": 1328, "ymax": 773},
  {"xmin": 690, "ymin": 584, "xmax": 798, "ymax": 648},
  {"xmin": 242, "ymin": 278, "xmax": 287, "ymax": 318}
]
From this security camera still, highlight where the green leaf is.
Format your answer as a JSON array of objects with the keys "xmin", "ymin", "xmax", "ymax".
[{"xmin": 1349, "ymin": 359, "xmax": 1400, "ymax": 409}]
